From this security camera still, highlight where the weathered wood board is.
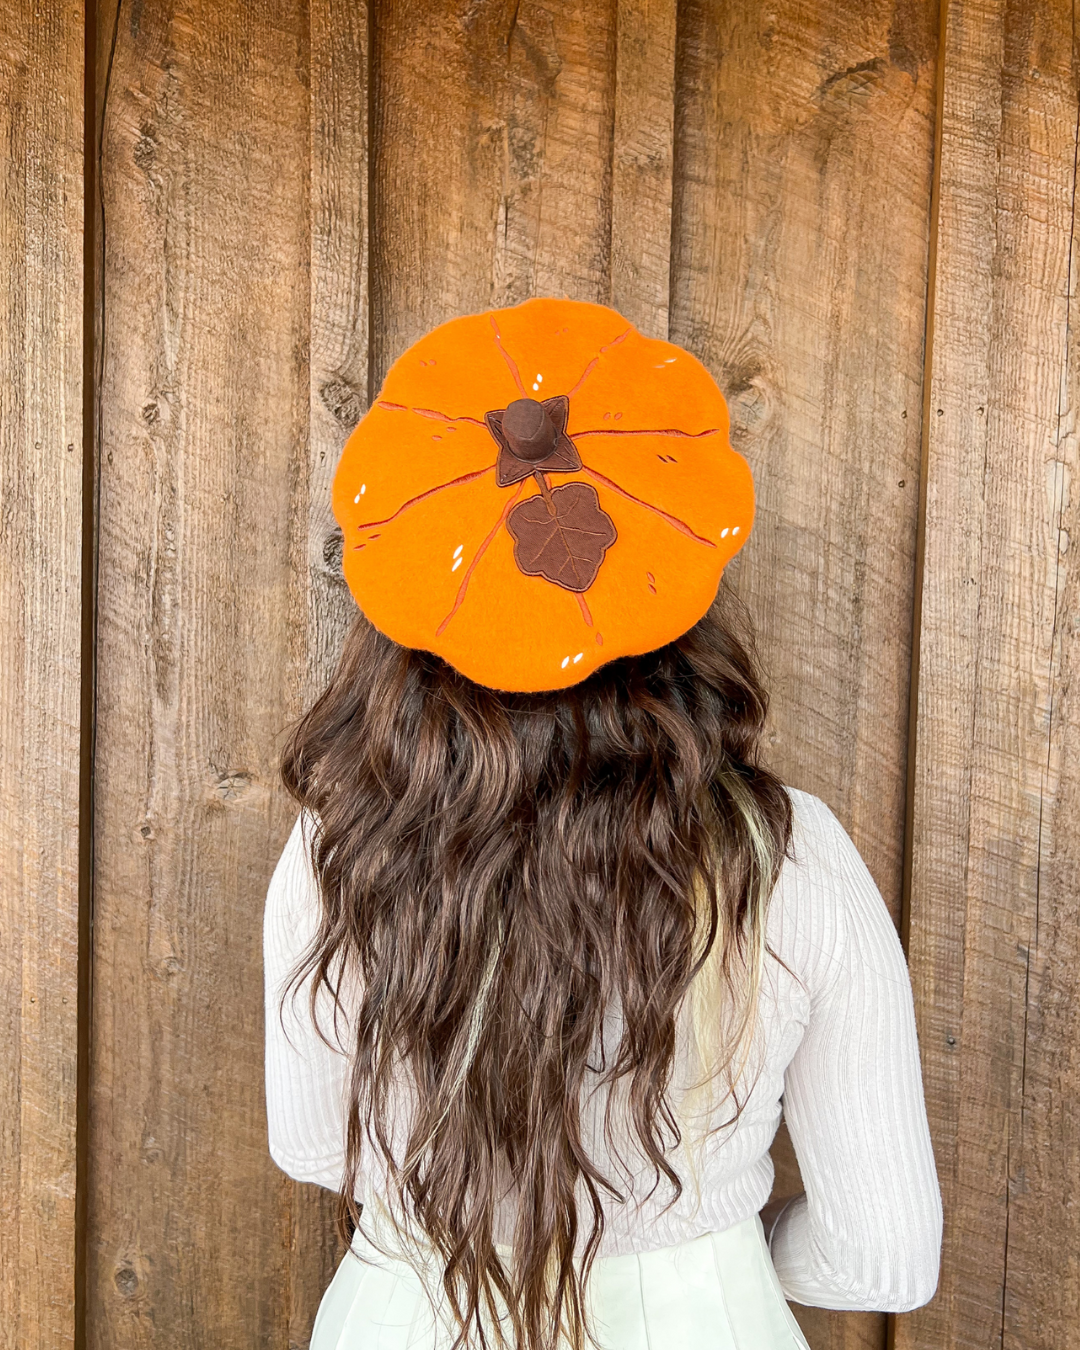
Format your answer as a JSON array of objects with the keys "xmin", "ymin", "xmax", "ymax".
[
  {"xmin": 309, "ymin": 0, "xmax": 370, "ymax": 698},
  {"xmin": 900, "ymin": 1, "xmax": 1080, "ymax": 1347},
  {"xmin": 611, "ymin": 0, "xmax": 677, "ymax": 337},
  {"xmin": 369, "ymin": 0, "xmax": 619, "ymax": 373},
  {"xmin": 0, "ymin": 3, "xmax": 84, "ymax": 1346},
  {"xmin": 670, "ymin": 2, "xmax": 939, "ymax": 1346},
  {"xmin": 89, "ymin": 0, "xmax": 343, "ymax": 1343}
]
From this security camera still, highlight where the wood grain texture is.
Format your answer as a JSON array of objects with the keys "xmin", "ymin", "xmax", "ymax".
[
  {"xmin": 369, "ymin": 0, "xmax": 618, "ymax": 379},
  {"xmin": 669, "ymin": 2, "xmax": 938, "ymax": 1346},
  {"xmin": 611, "ymin": 0, "xmax": 676, "ymax": 337},
  {"xmin": 293, "ymin": 0, "xmax": 372, "ymax": 1330},
  {"xmin": 69, "ymin": 1, "xmax": 1080, "ymax": 1346},
  {"xmin": 0, "ymin": 3, "xmax": 84, "ymax": 1346},
  {"xmin": 90, "ymin": 1, "xmax": 338, "ymax": 1343},
  {"xmin": 291, "ymin": 3, "xmax": 373, "ymax": 1332},
  {"xmin": 899, "ymin": 1, "xmax": 1080, "ymax": 1346},
  {"xmin": 308, "ymin": 0, "xmax": 369, "ymax": 699}
]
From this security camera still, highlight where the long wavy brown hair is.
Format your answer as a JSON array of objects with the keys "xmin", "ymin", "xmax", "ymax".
[{"xmin": 280, "ymin": 583, "xmax": 792, "ymax": 1350}]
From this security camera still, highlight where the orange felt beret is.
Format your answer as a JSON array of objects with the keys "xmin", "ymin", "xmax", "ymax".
[{"xmin": 332, "ymin": 298, "xmax": 754, "ymax": 692}]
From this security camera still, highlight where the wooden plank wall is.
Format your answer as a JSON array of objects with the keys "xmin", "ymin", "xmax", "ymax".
[
  {"xmin": 3, "ymin": 0, "xmax": 1076, "ymax": 1345},
  {"xmin": 87, "ymin": 1, "xmax": 939, "ymax": 1346},
  {"xmin": 900, "ymin": 1, "xmax": 1080, "ymax": 1348},
  {"xmin": 89, "ymin": 1, "xmax": 343, "ymax": 1343},
  {"xmin": 0, "ymin": 4, "xmax": 85, "ymax": 1348}
]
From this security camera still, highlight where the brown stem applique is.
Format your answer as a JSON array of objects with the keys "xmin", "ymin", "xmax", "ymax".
[
  {"xmin": 486, "ymin": 395, "xmax": 582, "ymax": 486},
  {"xmin": 482, "ymin": 394, "xmax": 616, "ymax": 590}
]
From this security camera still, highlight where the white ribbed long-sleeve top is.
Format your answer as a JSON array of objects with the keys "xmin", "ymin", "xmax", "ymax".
[{"xmin": 264, "ymin": 787, "xmax": 942, "ymax": 1312}]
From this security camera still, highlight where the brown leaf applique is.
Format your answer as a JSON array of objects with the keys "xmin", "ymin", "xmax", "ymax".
[{"xmin": 506, "ymin": 482, "xmax": 617, "ymax": 592}]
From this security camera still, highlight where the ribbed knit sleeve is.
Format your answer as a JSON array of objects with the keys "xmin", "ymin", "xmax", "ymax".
[
  {"xmin": 263, "ymin": 812, "xmax": 349, "ymax": 1192},
  {"xmin": 768, "ymin": 793, "xmax": 943, "ymax": 1311}
]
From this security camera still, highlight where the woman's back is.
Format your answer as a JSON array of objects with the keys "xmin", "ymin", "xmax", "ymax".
[{"xmin": 265, "ymin": 786, "xmax": 941, "ymax": 1315}]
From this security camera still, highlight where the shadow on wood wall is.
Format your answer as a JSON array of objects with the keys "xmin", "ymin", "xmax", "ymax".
[{"xmin": 2, "ymin": 0, "xmax": 1077, "ymax": 1347}]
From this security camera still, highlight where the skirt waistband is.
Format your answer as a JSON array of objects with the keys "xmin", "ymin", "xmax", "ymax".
[{"xmin": 311, "ymin": 1209, "xmax": 811, "ymax": 1349}]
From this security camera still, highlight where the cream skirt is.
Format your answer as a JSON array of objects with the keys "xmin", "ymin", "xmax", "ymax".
[{"xmin": 309, "ymin": 1213, "xmax": 811, "ymax": 1349}]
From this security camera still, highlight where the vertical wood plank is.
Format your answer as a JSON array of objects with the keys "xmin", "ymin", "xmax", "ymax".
[
  {"xmin": 293, "ymin": 0, "xmax": 372, "ymax": 1332},
  {"xmin": 670, "ymin": 2, "xmax": 939, "ymax": 1346},
  {"xmin": 369, "ymin": 0, "xmax": 619, "ymax": 378},
  {"xmin": 0, "ymin": 3, "xmax": 84, "ymax": 1347},
  {"xmin": 369, "ymin": 0, "xmax": 678, "ymax": 362},
  {"xmin": 611, "ymin": 0, "xmax": 677, "ymax": 337},
  {"xmin": 309, "ymin": 0, "xmax": 369, "ymax": 697},
  {"xmin": 899, "ymin": 1, "xmax": 1080, "ymax": 1346},
  {"xmin": 1005, "ymin": 289, "xmax": 1080, "ymax": 1350},
  {"xmin": 90, "ymin": 1, "xmax": 338, "ymax": 1342}
]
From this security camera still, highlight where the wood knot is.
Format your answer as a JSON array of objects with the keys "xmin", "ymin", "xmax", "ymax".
[
  {"xmin": 114, "ymin": 1266, "xmax": 139, "ymax": 1298},
  {"xmin": 320, "ymin": 376, "xmax": 365, "ymax": 432}
]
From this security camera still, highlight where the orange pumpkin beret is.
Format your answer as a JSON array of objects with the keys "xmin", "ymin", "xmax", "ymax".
[{"xmin": 332, "ymin": 298, "xmax": 754, "ymax": 692}]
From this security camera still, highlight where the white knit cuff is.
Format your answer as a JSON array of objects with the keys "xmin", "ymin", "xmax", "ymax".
[{"xmin": 766, "ymin": 1193, "xmax": 800, "ymax": 1254}]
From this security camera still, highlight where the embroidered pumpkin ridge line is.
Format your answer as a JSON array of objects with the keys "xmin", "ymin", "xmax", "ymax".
[
  {"xmin": 489, "ymin": 317, "xmax": 633, "ymax": 405},
  {"xmin": 376, "ymin": 400, "xmax": 487, "ymax": 428},
  {"xmin": 436, "ymin": 481, "xmax": 528, "ymax": 637},
  {"xmin": 571, "ymin": 426, "xmax": 723, "ymax": 440},
  {"xmin": 566, "ymin": 326, "xmax": 633, "ymax": 398},
  {"xmin": 414, "ymin": 407, "xmax": 487, "ymax": 426},
  {"xmin": 490, "ymin": 316, "xmax": 527, "ymax": 396},
  {"xmin": 376, "ymin": 399, "xmax": 719, "ymax": 442},
  {"xmin": 350, "ymin": 455, "xmax": 717, "ymax": 547},
  {"xmin": 351, "ymin": 466, "xmax": 495, "ymax": 535},
  {"xmin": 579, "ymin": 467, "xmax": 718, "ymax": 547}
]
